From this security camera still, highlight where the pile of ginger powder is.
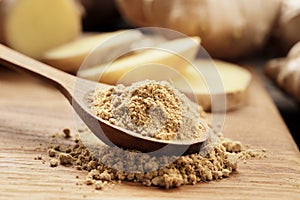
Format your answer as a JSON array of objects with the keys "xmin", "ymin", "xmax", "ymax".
[
  {"xmin": 44, "ymin": 80, "xmax": 266, "ymax": 190},
  {"xmin": 91, "ymin": 80, "xmax": 206, "ymax": 141}
]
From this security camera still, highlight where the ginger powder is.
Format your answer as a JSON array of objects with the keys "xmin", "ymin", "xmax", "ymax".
[{"xmin": 91, "ymin": 80, "xmax": 206, "ymax": 141}]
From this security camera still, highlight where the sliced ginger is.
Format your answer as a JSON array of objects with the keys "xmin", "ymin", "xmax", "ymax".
[
  {"xmin": 42, "ymin": 30, "xmax": 143, "ymax": 73},
  {"xmin": 0, "ymin": 0, "xmax": 82, "ymax": 59},
  {"xmin": 171, "ymin": 59, "xmax": 252, "ymax": 111},
  {"xmin": 77, "ymin": 37, "xmax": 201, "ymax": 84}
]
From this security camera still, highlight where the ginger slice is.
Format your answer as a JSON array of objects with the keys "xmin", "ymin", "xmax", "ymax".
[
  {"xmin": 77, "ymin": 37, "xmax": 201, "ymax": 84},
  {"xmin": 0, "ymin": 0, "xmax": 82, "ymax": 59},
  {"xmin": 42, "ymin": 30, "xmax": 143, "ymax": 73},
  {"xmin": 172, "ymin": 59, "xmax": 252, "ymax": 111}
]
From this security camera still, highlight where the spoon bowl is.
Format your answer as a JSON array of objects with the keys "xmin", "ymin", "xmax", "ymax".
[{"xmin": 0, "ymin": 44, "xmax": 209, "ymax": 156}]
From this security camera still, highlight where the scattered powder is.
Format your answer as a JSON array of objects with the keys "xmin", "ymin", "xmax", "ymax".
[
  {"xmin": 48, "ymin": 149, "xmax": 57, "ymax": 157},
  {"xmin": 43, "ymin": 81, "xmax": 266, "ymax": 189},
  {"xmin": 238, "ymin": 149, "xmax": 267, "ymax": 160},
  {"xmin": 34, "ymin": 155, "xmax": 42, "ymax": 160},
  {"xmin": 63, "ymin": 128, "xmax": 72, "ymax": 138},
  {"xmin": 58, "ymin": 153, "xmax": 74, "ymax": 165},
  {"xmin": 221, "ymin": 137, "xmax": 242, "ymax": 153},
  {"xmin": 50, "ymin": 158, "xmax": 59, "ymax": 167},
  {"xmin": 94, "ymin": 180, "xmax": 107, "ymax": 190},
  {"xmin": 51, "ymin": 128, "xmax": 73, "ymax": 140},
  {"xmin": 91, "ymin": 80, "xmax": 206, "ymax": 141},
  {"xmin": 46, "ymin": 129, "xmax": 266, "ymax": 189}
]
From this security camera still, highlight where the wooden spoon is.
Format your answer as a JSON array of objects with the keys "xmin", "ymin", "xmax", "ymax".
[{"xmin": 0, "ymin": 44, "xmax": 209, "ymax": 156}]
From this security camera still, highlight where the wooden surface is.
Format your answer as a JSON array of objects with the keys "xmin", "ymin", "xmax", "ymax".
[{"xmin": 0, "ymin": 67, "xmax": 299, "ymax": 200}]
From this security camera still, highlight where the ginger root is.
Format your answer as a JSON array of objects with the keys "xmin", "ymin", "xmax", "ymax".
[
  {"xmin": 116, "ymin": 0, "xmax": 282, "ymax": 59},
  {"xmin": 265, "ymin": 42, "xmax": 300, "ymax": 102},
  {"xmin": 272, "ymin": 0, "xmax": 300, "ymax": 52},
  {"xmin": 0, "ymin": 0, "xmax": 82, "ymax": 59}
]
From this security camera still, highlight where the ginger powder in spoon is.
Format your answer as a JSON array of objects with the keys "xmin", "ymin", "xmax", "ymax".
[{"xmin": 91, "ymin": 80, "xmax": 206, "ymax": 141}]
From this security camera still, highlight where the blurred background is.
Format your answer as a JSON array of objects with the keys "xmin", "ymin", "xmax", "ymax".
[
  {"xmin": 0, "ymin": 0, "xmax": 299, "ymax": 147},
  {"xmin": 83, "ymin": 1, "xmax": 300, "ymax": 149}
]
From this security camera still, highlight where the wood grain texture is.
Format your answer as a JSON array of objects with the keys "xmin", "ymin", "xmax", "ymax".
[{"xmin": 0, "ymin": 68, "xmax": 299, "ymax": 200}]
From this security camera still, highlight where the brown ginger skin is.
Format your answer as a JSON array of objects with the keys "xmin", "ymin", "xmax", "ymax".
[
  {"xmin": 265, "ymin": 42, "xmax": 300, "ymax": 102},
  {"xmin": 116, "ymin": 0, "xmax": 282, "ymax": 59},
  {"xmin": 272, "ymin": 0, "xmax": 300, "ymax": 52}
]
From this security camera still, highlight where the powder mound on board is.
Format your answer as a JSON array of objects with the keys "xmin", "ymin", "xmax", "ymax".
[
  {"xmin": 46, "ymin": 129, "xmax": 266, "ymax": 189},
  {"xmin": 91, "ymin": 80, "xmax": 206, "ymax": 141}
]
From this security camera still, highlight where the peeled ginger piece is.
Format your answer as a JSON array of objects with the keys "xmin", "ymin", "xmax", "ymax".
[
  {"xmin": 0, "ymin": 0, "xmax": 82, "ymax": 59},
  {"xmin": 42, "ymin": 30, "xmax": 143, "ymax": 73},
  {"xmin": 172, "ymin": 59, "xmax": 252, "ymax": 111},
  {"xmin": 77, "ymin": 37, "xmax": 201, "ymax": 84}
]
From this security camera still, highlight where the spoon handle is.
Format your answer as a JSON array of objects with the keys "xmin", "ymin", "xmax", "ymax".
[{"xmin": 0, "ymin": 44, "xmax": 76, "ymax": 101}]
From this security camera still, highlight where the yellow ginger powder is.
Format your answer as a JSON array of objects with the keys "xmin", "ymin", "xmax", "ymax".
[{"xmin": 91, "ymin": 80, "xmax": 206, "ymax": 141}]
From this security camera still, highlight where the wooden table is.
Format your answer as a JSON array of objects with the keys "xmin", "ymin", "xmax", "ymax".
[{"xmin": 0, "ymin": 67, "xmax": 299, "ymax": 199}]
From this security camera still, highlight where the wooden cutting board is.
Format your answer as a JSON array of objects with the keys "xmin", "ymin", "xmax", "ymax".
[{"xmin": 0, "ymin": 67, "xmax": 299, "ymax": 199}]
